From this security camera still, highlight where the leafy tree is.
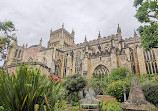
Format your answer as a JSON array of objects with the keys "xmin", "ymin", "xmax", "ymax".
[
  {"xmin": 63, "ymin": 74, "xmax": 87, "ymax": 104},
  {"xmin": 0, "ymin": 21, "xmax": 16, "ymax": 61},
  {"xmin": 134, "ymin": 0, "xmax": 158, "ymax": 50},
  {"xmin": 109, "ymin": 68, "xmax": 130, "ymax": 81}
]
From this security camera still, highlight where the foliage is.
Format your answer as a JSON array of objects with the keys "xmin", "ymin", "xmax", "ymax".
[
  {"xmin": 134, "ymin": 0, "xmax": 158, "ymax": 50},
  {"xmin": 0, "ymin": 21, "xmax": 16, "ymax": 61},
  {"xmin": 98, "ymin": 96, "xmax": 122, "ymax": 111},
  {"xmin": 109, "ymin": 68, "xmax": 130, "ymax": 81},
  {"xmin": 105, "ymin": 80, "xmax": 130, "ymax": 102},
  {"xmin": 67, "ymin": 106, "xmax": 79, "ymax": 111},
  {"xmin": 63, "ymin": 74, "xmax": 87, "ymax": 104},
  {"xmin": 89, "ymin": 73, "xmax": 108, "ymax": 95},
  {"xmin": 54, "ymin": 99, "xmax": 67, "ymax": 111},
  {"xmin": 141, "ymin": 82, "xmax": 158, "ymax": 107},
  {"xmin": 0, "ymin": 65, "xmax": 64, "ymax": 111}
]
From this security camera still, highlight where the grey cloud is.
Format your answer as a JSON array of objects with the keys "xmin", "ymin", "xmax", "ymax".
[{"xmin": 0, "ymin": 0, "xmax": 140, "ymax": 47}]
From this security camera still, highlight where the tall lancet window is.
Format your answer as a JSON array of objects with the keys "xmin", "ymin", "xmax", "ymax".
[
  {"xmin": 129, "ymin": 48, "xmax": 136, "ymax": 73},
  {"xmin": 144, "ymin": 50, "xmax": 158, "ymax": 74},
  {"xmin": 63, "ymin": 55, "xmax": 67, "ymax": 77},
  {"xmin": 75, "ymin": 51, "xmax": 82, "ymax": 74}
]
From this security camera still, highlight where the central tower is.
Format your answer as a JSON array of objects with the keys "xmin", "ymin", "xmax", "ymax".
[{"xmin": 48, "ymin": 24, "xmax": 75, "ymax": 48}]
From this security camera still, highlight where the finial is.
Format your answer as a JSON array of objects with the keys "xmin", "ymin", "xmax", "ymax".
[
  {"xmin": 62, "ymin": 23, "xmax": 64, "ymax": 28},
  {"xmin": 98, "ymin": 31, "xmax": 101, "ymax": 39},
  {"xmin": 134, "ymin": 29, "xmax": 137, "ymax": 35},
  {"xmin": 84, "ymin": 35, "xmax": 87, "ymax": 42},
  {"xmin": 39, "ymin": 38, "xmax": 42, "ymax": 46},
  {"xmin": 117, "ymin": 24, "xmax": 121, "ymax": 33},
  {"xmin": 50, "ymin": 28, "xmax": 52, "ymax": 33},
  {"xmin": 26, "ymin": 43, "xmax": 28, "ymax": 48},
  {"xmin": 71, "ymin": 28, "xmax": 75, "ymax": 34}
]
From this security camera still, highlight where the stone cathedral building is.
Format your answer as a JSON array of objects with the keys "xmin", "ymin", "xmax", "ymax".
[{"xmin": 5, "ymin": 24, "xmax": 158, "ymax": 78}]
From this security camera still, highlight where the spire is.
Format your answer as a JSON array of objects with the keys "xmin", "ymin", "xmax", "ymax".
[
  {"xmin": 71, "ymin": 28, "xmax": 75, "ymax": 37},
  {"xmin": 50, "ymin": 28, "xmax": 52, "ymax": 33},
  {"xmin": 26, "ymin": 43, "xmax": 28, "ymax": 48},
  {"xmin": 98, "ymin": 31, "xmax": 101, "ymax": 39},
  {"xmin": 134, "ymin": 29, "xmax": 137, "ymax": 37},
  {"xmin": 39, "ymin": 38, "xmax": 42, "ymax": 46},
  {"xmin": 117, "ymin": 24, "xmax": 121, "ymax": 33},
  {"xmin": 84, "ymin": 35, "xmax": 87, "ymax": 42},
  {"xmin": 62, "ymin": 23, "xmax": 64, "ymax": 29}
]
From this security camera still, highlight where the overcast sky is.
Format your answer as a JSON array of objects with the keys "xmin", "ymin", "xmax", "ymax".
[{"xmin": 0, "ymin": 0, "xmax": 141, "ymax": 47}]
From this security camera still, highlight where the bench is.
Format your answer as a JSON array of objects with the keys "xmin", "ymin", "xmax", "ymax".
[{"xmin": 78, "ymin": 99, "xmax": 100, "ymax": 110}]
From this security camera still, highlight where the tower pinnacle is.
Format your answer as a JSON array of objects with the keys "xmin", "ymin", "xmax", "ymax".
[{"xmin": 98, "ymin": 31, "xmax": 101, "ymax": 39}]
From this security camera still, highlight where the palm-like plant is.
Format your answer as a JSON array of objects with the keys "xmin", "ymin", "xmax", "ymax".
[{"xmin": 0, "ymin": 65, "xmax": 64, "ymax": 111}]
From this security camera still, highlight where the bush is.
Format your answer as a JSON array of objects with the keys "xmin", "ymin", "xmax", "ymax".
[
  {"xmin": 105, "ymin": 80, "xmax": 130, "ymax": 102},
  {"xmin": 89, "ymin": 73, "xmax": 108, "ymax": 95},
  {"xmin": 63, "ymin": 74, "xmax": 87, "ymax": 104},
  {"xmin": 141, "ymin": 82, "xmax": 158, "ymax": 107},
  {"xmin": 0, "ymin": 65, "xmax": 64, "ymax": 111},
  {"xmin": 109, "ymin": 68, "xmax": 130, "ymax": 81}
]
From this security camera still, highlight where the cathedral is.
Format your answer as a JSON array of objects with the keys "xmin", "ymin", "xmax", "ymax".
[{"xmin": 5, "ymin": 24, "xmax": 158, "ymax": 78}]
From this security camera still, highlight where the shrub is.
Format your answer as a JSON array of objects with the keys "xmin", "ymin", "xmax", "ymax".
[
  {"xmin": 0, "ymin": 65, "xmax": 64, "ymax": 111},
  {"xmin": 63, "ymin": 74, "xmax": 87, "ymax": 104},
  {"xmin": 54, "ymin": 99, "xmax": 67, "ymax": 111},
  {"xmin": 98, "ymin": 96, "xmax": 122, "ymax": 111},
  {"xmin": 141, "ymin": 82, "xmax": 158, "ymax": 107},
  {"xmin": 109, "ymin": 68, "xmax": 130, "ymax": 81},
  {"xmin": 89, "ymin": 73, "xmax": 108, "ymax": 95},
  {"xmin": 105, "ymin": 80, "xmax": 130, "ymax": 102}
]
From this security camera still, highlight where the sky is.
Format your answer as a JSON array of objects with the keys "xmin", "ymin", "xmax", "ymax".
[{"xmin": 0, "ymin": 0, "xmax": 141, "ymax": 47}]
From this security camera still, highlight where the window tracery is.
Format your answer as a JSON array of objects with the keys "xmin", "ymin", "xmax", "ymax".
[
  {"xmin": 129, "ymin": 48, "xmax": 136, "ymax": 73},
  {"xmin": 75, "ymin": 51, "xmax": 82, "ymax": 74},
  {"xmin": 144, "ymin": 50, "xmax": 158, "ymax": 74}
]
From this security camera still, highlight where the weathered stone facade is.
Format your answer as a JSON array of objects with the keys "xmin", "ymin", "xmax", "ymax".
[{"xmin": 5, "ymin": 24, "xmax": 158, "ymax": 78}]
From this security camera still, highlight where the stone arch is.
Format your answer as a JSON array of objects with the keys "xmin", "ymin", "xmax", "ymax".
[
  {"xmin": 55, "ymin": 59, "xmax": 62, "ymax": 77},
  {"xmin": 28, "ymin": 57, "xmax": 33, "ymax": 62},
  {"xmin": 93, "ymin": 64, "xmax": 109, "ymax": 75}
]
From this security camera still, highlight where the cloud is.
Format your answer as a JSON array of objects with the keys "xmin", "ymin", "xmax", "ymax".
[{"xmin": 0, "ymin": 0, "xmax": 140, "ymax": 47}]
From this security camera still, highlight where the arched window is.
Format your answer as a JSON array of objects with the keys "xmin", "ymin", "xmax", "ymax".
[
  {"xmin": 129, "ymin": 48, "xmax": 136, "ymax": 73},
  {"xmin": 63, "ymin": 56, "xmax": 67, "ymax": 77},
  {"xmin": 75, "ymin": 51, "xmax": 82, "ymax": 74},
  {"xmin": 55, "ymin": 59, "xmax": 62, "ymax": 77},
  {"xmin": 18, "ymin": 50, "xmax": 21, "ymax": 58},
  {"xmin": 144, "ymin": 50, "xmax": 158, "ymax": 74},
  {"xmin": 93, "ymin": 65, "xmax": 109, "ymax": 80},
  {"xmin": 28, "ymin": 57, "xmax": 33, "ymax": 63},
  {"xmin": 15, "ymin": 49, "xmax": 18, "ymax": 57}
]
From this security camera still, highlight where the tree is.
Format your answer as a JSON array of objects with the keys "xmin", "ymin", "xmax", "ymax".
[
  {"xmin": 134, "ymin": 0, "xmax": 158, "ymax": 50},
  {"xmin": 63, "ymin": 74, "xmax": 87, "ymax": 104},
  {"xmin": 0, "ymin": 21, "xmax": 16, "ymax": 61}
]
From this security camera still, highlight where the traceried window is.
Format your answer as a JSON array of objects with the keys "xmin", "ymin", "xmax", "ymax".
[
  {"xmin": 144, "ymin": 50, "xmax": 158, "ymax": 74},
  {"xmin": 18, "ymin": 50, "xmax": 21, "ymax": 58},
  {"xmin": 93, "ymin": 65, "xmax": 109, "ymax": 81},
  {"xmin": 94, "ymin": 65, "xmax": 109, "ymax": 75},
  {"xmin": 63, "ymin": 57, "xmax": 67, "ymax": 77},
  {"xmin": 55, "ymin": 59, "xmax": 62, "ymax": 77},
  {"xmin": 28, "ymin": 57, "xmax": 33, "ymax": 62},
  {"xmin": 15, "ymin": 49, "xmax": 18, "ymax": 57},
  {"xmin": 129, "ymin": 48, "xmax": 136, "ymax": 73},
  {"xmin": 75, "ymin": 51, "xmax": 82, "ymax": 74}
]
